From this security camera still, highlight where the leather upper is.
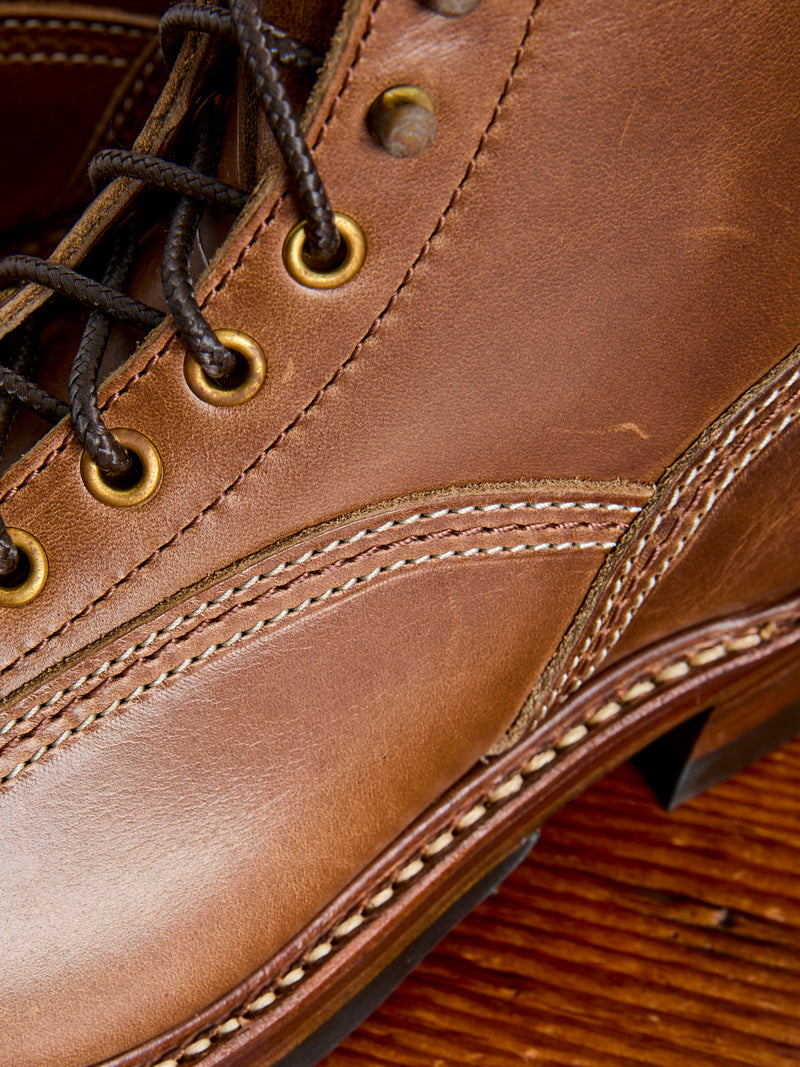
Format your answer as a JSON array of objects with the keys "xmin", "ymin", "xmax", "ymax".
[
  {"xmin": 1, "ymin": 484, "xmax": 644, "ymax": 1065},
  {"xmin": 1, "ymin": 0, "xmax": 799, "ymax": 1063},
  {"xmin": 3, "ymin": 0, "xmax": 800, "ymax": 685}
]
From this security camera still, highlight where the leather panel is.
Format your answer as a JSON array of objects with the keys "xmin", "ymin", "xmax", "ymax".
[
  {"xmin": 528, "ymin": 349, "xmax": 800, "ymax": 724},
  {"xmin": 1, "ymin": 527, "xmax": 605, "ymax": 1067},
  {"xmin": 0, "ymin": 484, "xmax": 643, "ymax": 779},
  {"xmin": 610, "ymin": 406, "xmax": 800, "ymax": 665},
  {"xmin": 0, "ymin": 2, "xmax": 797, "ymax": 1063},
  {"xmin": 0, "ymin": 0, "xmax": 538, "ymax": 683},
  {"xmin": 4, "ymin": 0, "xmax": 800, "ymax": 702}
]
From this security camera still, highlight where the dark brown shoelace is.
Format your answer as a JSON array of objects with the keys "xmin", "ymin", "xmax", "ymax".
[{"xmin": 0, "ymin": 0, "xmax": 337, "ymax": 581}]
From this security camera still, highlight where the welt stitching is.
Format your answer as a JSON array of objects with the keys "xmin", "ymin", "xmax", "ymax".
[
  {"xmin": 0, "ymin": 537, "xmax": 618, "ymax": 786},
  {"xmin": 0, "ymin": 0, "xmax": 542, "ymax": 677},
  {"xmin": 0, "ymin": 502, "xmax": 637, "ymax": 738},
  {"xmin": 542, "ymin": 369, "xmax": 800, "ymax": 714},
  {"xmin": 144, "ymin": 613, "xmax": 799, "ymax": 1067}
]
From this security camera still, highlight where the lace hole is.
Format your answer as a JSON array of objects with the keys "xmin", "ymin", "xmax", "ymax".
[
  {"xmin": 282, "ymin": 212, "xmax": 366, "ymax": 290},
  {"xmin": 184, "ymin": 329, "xmax": 267, "ymax": 407},
  {"xmin": 0, "ymin": 529, "xmax": 48, "ymax": 607},
  {"xmin": 80, "ymin": 428, "xmax": 162, "ymax": 508}
]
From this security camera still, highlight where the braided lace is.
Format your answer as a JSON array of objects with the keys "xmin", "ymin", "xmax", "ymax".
[{"xmin": 0, "ymin": 0, "xmax": 336, "ymax": 580}]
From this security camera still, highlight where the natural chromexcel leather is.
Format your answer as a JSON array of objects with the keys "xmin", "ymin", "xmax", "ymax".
[
  {"xmin": 1, "ymin": 485, "xmax": 646, "ymax": 1066},
  {"xmin": 0, "ymin": 0, "xmax": 798, "ymax": 1065}
]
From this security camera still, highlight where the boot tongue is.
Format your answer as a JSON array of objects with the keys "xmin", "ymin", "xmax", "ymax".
[
  {"xmin": 216, "ymin": 0, "xmax": 345, "ymax": 194},
  {"xmin": 264, "ymin": 0, "xmax": 345, "ymax": 52}
]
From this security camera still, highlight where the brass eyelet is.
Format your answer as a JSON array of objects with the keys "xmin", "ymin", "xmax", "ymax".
[
  {"xmin": 80, "ymin": 428, "xmax": 162, "ymax": 508},
  {"xmin": 282, "ymin": 212, "xmax": 366, "ymax": 290},
  {"xmin": 0, "ymin": 528, "xmax": 48, "ymax": 607},
  {"xmin": 184, "ymin": 329, "xmax": 267, "ymax": 406}
]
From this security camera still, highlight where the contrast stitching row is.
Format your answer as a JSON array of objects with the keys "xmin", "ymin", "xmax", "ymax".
[
  {"xmin": 0, "ymin": 53, "xmax": 131, "ymax": 66},
  {"xmin": 146, "ymin": 616, "xmax": 796, "ymax": 1067},
  {"xmin": 0, "ymin": 0, "xmax": 539, "ymax": 679},
  {"xmin": 0, "ymin": 18, "xmax": 151, "ymax": 35},
  {"xmin": 541, "ymin": 367, "xmax": 800, "ymax": 716},
  {"xmin": 0, "ymin": 502, "xmax": 636, "ymax": 736},
  {"xmin": 0, "ymin": 538, "xmax": 615, "ymax": 785},
  {"xmin": 108, "ymin": 53, "xmax": 161, "ymax": 145}
]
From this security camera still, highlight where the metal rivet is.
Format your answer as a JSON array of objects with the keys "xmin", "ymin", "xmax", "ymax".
[
  {"xmin": 368, "ymin": 86, "xmax": 437, "ymax": 158},
  {"xmin": 424, "ymin": 0, "xmax": 481, "ymax": 16},
  {"xmin": 184, "ymin": 329, "xmax": 267, "ymax": 407},
  {"xmin": 80, "ymin": 428, "xmax": 162, "ymax": 508},
  {"xmin": 283, "ymin": 212, "xmax": 366, "ymax": 290},
  {"xmin": 0, "ymin": 528, "xmax": 48, "ymax": 607}
]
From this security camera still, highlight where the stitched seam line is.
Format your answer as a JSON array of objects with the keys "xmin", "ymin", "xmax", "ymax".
[
  {"xmin": 0, "ymin": 0, "xmax": 540, "ymax": 679},
  {"xmin": 0, "ymin": 53, "xmax": 131, "ymax": 65},
  {"xmin": 541, "ymin": 368, "xmax": 800, "ymax": 714},
  {"xmin": 0, "ymin": 538, "xmax": 615, "ymax": 787},
  {"xmin": 2, "ymin": 518, "xmax": 625, "ymax": 749},
  {"xmin": 1, "ymin": 503, "xmax": 637, "ymax": 737},
  {"xmin": 0, "ymin": 18, "xmax": 150, "ymax": 35},
  {"xmin": 145, "ymin": 613, "xmax": 799, "ymax": 1067},
  {"xmin": 108, "ymin": 54, "xmax": 160, "ymax": 144},
  {"xmin": 582, "ymin": 405, "xmax": 798, "ymax": 682}
]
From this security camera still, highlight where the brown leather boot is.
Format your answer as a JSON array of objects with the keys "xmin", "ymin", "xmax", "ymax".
[
  {"xmin": 0, "ymin": 0, "xmax": 167, "ymax": 256},
  {"xmin": 1, "ymin": 2, "xmax": 799, "ymax": 1065}
]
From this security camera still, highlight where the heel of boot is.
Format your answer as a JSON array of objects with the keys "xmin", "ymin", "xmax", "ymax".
[{"xmin": 635, "ymin": 636, "xmax": 800, "ymax": 809}]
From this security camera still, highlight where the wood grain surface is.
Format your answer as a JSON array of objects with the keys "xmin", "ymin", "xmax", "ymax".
[{"xmin": 321, "ymin": 736, "xmax": 800, "ymax": 1066}]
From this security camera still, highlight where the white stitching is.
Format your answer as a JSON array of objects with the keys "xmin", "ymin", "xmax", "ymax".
[
  {"xmin": 1, "ymin": 501, "xmax": 636, "ymax": 739},
  {"xmin": 0, "ymin": 18, "xmax": 150, "ymax": 36},
  {"xmin": 108, "ymin": 48, "xmax": 161, "ymax": 145},
  {"xmin": 146, "ymin": 616, "xmax": 794, "ymax": 1067},
  {"xmin": 543, "ymin": 372, "xmax": 800, "ymax": 711},
  {"xmin": 0, "ymin": 538, "xmax": 617, "ymax": 785},
  {"xmin": 0, "ymin": 52, "xmax": 131, "ymax": 66}
]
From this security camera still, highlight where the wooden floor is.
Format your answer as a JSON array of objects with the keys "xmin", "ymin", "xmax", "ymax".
[{"xmin": 322, "ymin": 735, "xmax": 800, "ymax": 1066}]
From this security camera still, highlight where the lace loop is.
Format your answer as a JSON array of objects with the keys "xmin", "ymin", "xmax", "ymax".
[
  {"xmin": 228, "ymin": 0, "xmax": 342, "ymax": 265},
  {"xmin": 0, "ymin": 255, "xmax": 163, "ymax": 331},
  {"xmin": 69, "ymin": 225, "xmax": 145, "ymax": 478},
  {"xmin": 158, "ymin": 3, "xmax": 321, "ymax": 72},
  {"xmin": 0, "ymin": 367, "xmax": 69, "ymax": 425},
  {"xmin": 89, "ymin": 150, "xmax": 250, "ymax": 214},
  {"xmin": 0, "ymin": 0, "xmax": 341, "ymax": 582},
  {"xmin": 161, "ymin": 96, "xmax": 238, "ymax": 383}
]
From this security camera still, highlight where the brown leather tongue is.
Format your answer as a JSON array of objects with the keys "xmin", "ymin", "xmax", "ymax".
[
  {"xmin": 216, "ymin": 0, "xmax": 346, "ymax": 194},
  {"xmin": 265, "ymin": 0, "xmax": 346, "ymax": 52}
]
